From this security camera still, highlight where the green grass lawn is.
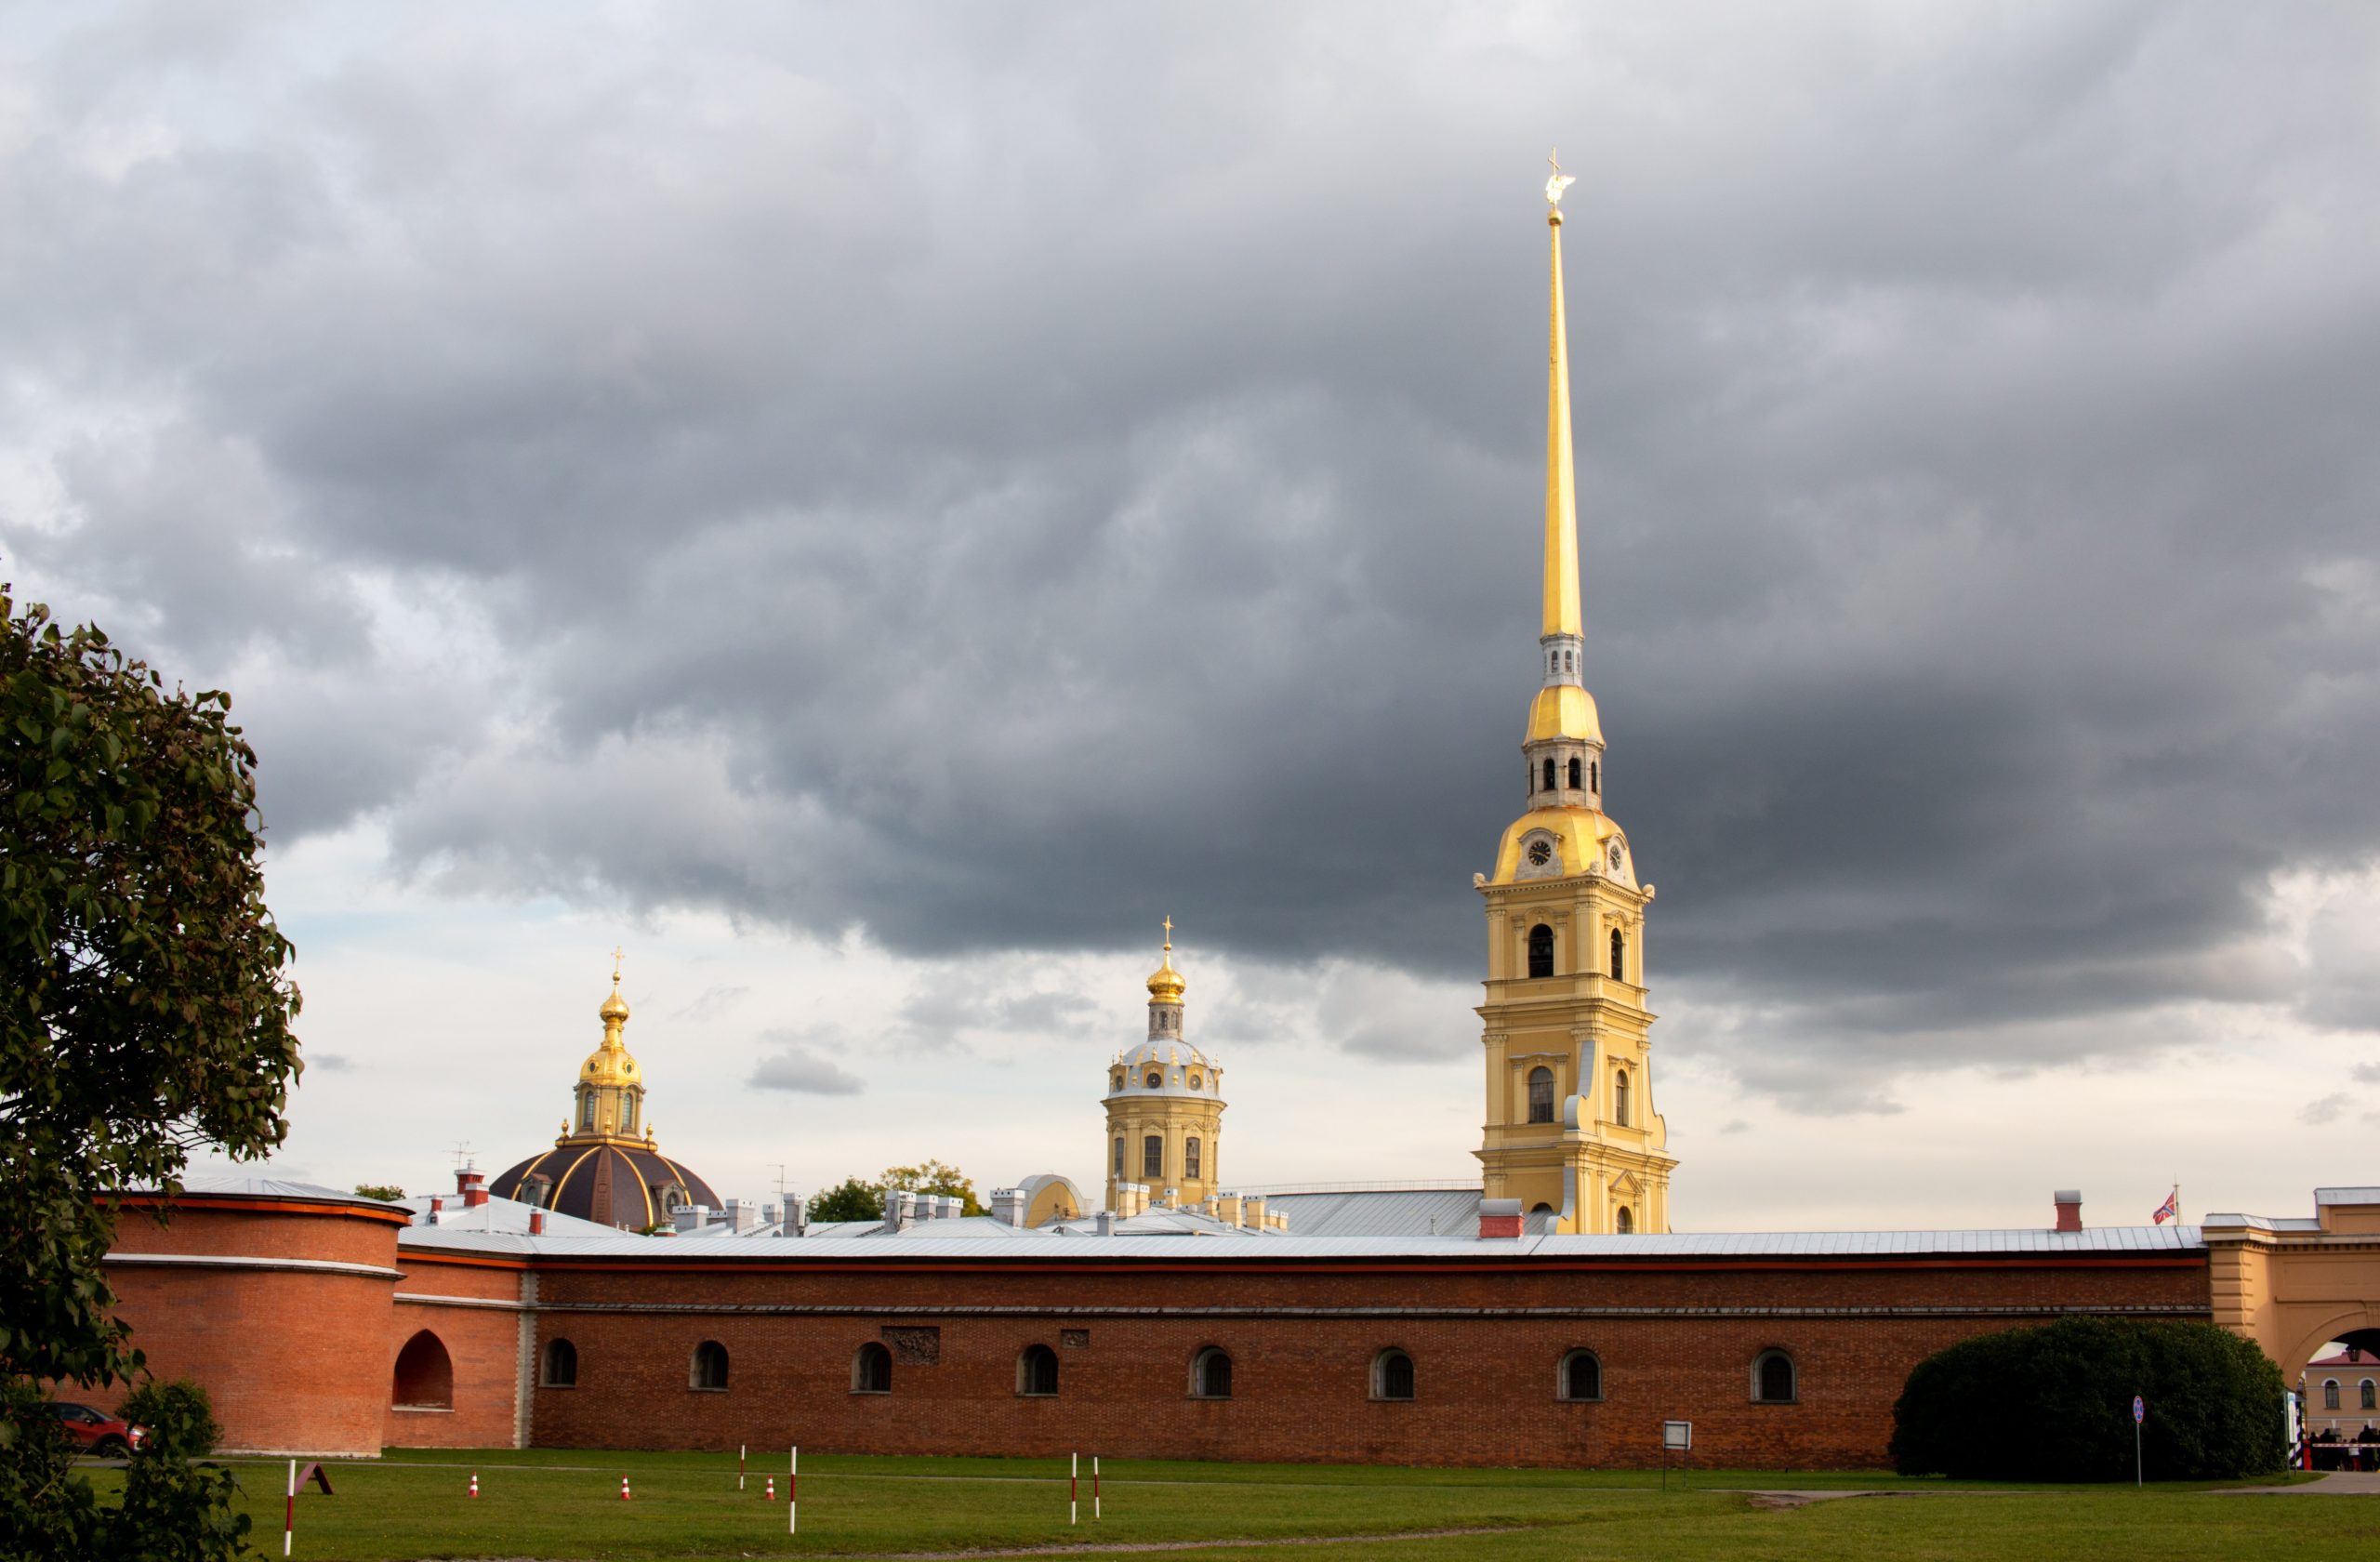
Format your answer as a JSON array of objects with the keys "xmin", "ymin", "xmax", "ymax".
[{"xmin": 83, "ymin": 1448, "xmax": 2333, "ymax": 1561}]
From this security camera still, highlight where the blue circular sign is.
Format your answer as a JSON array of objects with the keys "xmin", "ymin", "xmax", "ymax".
[{"xmin": 2132, "ymin": 1395, "xmax": 2145, "ymax": 1424}]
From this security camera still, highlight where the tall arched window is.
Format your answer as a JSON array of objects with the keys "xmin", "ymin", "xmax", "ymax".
[
  {"xmin": 1193, "ymin": 1346, "xmax": 1234, "ymax": 1399},
  {"xmin": 1185, "ymin": 1137, "xmax": 1202, "ymax": 1179},
  {"xmin": 1372, "ymin": 1348, "xmax": 1415, "ymax": 1401},
  {"xmin": 1143, "ymin": 1135, "xmax": 1163, "ymax": 1179},
  {"xmin": 690, "ymin": 1340, "xmax": 729, "ymax": 1391},
  {"xmin": 1752, "ymin": 1349, "xmax": 1795, "ymax": 1404},
  {"xmin": 1527, "ymin": 924, "xmax": 1554, "ymax": 979},
  {"xmin": 541, "ymin": 1337, "xmax": 577, "ymax": 1388},
  {"xmin": 1113, "ymin": 1137, "xmax": 1124, "ymax": 1175},
  {"xmin": 1017, "ymin": 1344, "xmax": 1060, "ymax": 1397},
  {"xmin": 1590, "ymin": 760, "xmax": 1598, "ymax": 793},
  {"xmin": 1542, "ymin": 757, "xmax": 1557, "ymax": 792},
  {"xmin": 1527, "ymin": 761, "xmax": 1535, "ymax": 795},
  {"xmin": 391, "ymin": 1330, "xmax": 453, "ymax": 1410},
  {"xmin": 1615, "ymin": 1205, "xmax": 1633, "ymax": 1234},
  {"xmin": 1527, "ymin": 1066, "xmax": 1555, "ymax": 1124},
  {"xmin": 1568, "ymin": 757, "xmax": 1582, "ymax": 789},
  {"xmin": 1608, "ymin": 928, "xmax": 1625, "ymax": 980},
  {"xmin": 853, "ymin": 1342, "xmax": 892, "ymax": 1394},
  {"xmin": 1614, "ymin": 1070, "xmax": 1631, "ymax": 1128},
  {"xmin": 1559, "ymin": 1350, "xmax": 1602, "ymax": 1401},
  {"xmin": 2324, "ymin": 1380, "xmax": 2341, "ymax": 1410},
  {"xmin": 2363, "ymin": 1380, "xmax": 2376, "ymax": 1410}
]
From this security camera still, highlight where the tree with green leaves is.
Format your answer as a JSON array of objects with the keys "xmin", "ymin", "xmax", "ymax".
[
  {"xmin": 881, "ymin": 1159, "xmax": 983, "ymax": 1217},
  {"xmin": 805, "ymin": 1176, "xmax": 885, "ymax": 1223},
  {"xmin": 1, "ymin": 585, "xmax": 302, "ymax": 1555}
]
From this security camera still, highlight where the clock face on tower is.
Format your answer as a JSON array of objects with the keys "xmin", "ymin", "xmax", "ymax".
[{"xmin": 1527, "ymin": 839, "xmax": 1554, "ymax": 867}]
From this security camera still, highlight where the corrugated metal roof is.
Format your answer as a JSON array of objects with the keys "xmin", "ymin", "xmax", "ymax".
[
  {"xmin": 2314, "ymin": 1187, "xmax": 2380, "ymax": 1205},
  {"xmin": 170, "ymin": 1173, "xmax": 391, "ymax": 1205},
  {"xmin": 1259, "ymin": 1186, "xmax": 1486, "ymax": 1238},
  {"xmin": 399, "ymin": 1194, "xmax": 617, "ymax": 1238}
]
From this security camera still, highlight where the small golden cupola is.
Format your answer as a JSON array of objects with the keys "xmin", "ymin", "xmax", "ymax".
[{"xmin": 1146, "ymin": 920, "xmax": 1187, "ymax": 1008}]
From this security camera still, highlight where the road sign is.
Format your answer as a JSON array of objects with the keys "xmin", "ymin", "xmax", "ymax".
[{"xmin": 2133, "ymin": 1395, "xmax": 2145, "ymax": 1424}]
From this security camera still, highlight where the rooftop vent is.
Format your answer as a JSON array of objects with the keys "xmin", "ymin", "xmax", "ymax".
[
  {"xmin": 1479, "ymin": 1198, "xmax": 1525, "ymax": 1239},
  {"xmin": 2054, "ymin": 1190, "xmax": 2083, "ymax": 1233}
]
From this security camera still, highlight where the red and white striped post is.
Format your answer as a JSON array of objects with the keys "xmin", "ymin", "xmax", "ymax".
[
  {"xmin": 739, "ymin": 1443, "xmax": 747, "ymax": 1490},
  {"xmin": 1069, "ymin": 1451, "xmax": 1078, "ymax": 1526},
  {"xmin": 283, "ymin": 1459, "xmax": 296, "ymax": 1556},
  {"xmin": 1093, "ymin": 1455, "xmax": 1101, "ymax": 1519},
  {"xmin": 789, "ymin": 1446, "xmax": 799, "ymax": 1535}
]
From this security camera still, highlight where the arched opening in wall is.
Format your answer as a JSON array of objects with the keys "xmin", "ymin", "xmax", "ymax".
[
  {"xmin": 1614, "ymin": 1070, "xmax": 1631, "ymax": 1128},
  {"xmin": 1558, "ymin": 1349, "xmax": 1603, "ymax": 1401},
  {"xmin": 1531, "ymin": 1202, "xmax": 1554, "ymax": 1214},
  {"xmin": 853, "ymin": 1342, "xmax": 892, "ymax": 1395},
  {"xmin": 1017, "ymin": 1344, "xmax": 1060, "ymax": 1397},
  {"xmin": 1614, "ymin": 1205, "xmax": 1634, "ymax": 1234},
  {"xmin": 541, "ymin": 1338, "xmax": 577, "ymax": 1388},
  {"xmin": 1568, "ymin": 758, "xmax": 1582, "ymax": 789},
  {"xmin": 1191, "ymin": 1346, "xmax": 1233, "ymax": 1399},
  {"xmin": 1185, "ymin": 1137, "xmax": 1202, "ymax": 1180},
  {"xmin": 1752, "ymin": 1349, "xmax": 1796, "ymax": 1404},
  {"xmin": 690, "ymin": 1340, "xmax": 730, "ymax": 1391},
  {"xmin": 1112, "ymin": 1137, "xmax": 1124, "ymax": 1176},
  {"xmin": 390, "ymin": 1330, "xmax": 453, "ymax": 1410},
  {"xmin": 1372, "ymin": 1348, "xmax": 1415, "ymax": 1401},
  {"xmin": 1608, "ymin": 927, "xmax": 1625, "ymax": 980},
  {"xmin": 1143, "ymin": 1135, "xmax": 1163, "ymax": 1179},
  {"xmin": 1526, "ymin": 761, "xmax": 1534, "ymax": 795},
  {"xmin": 1542, "ymin": 757, "xmax": 1556, "ymax": 792},
  {"xmin": 1527, "ymin": 924, "xmax": 1554, "ymax": 979},
  {"xmin": 1590, "ymin": 760, "xmax": 1598, "ymax": 793},
  {"xmin": 1527, "ymin": 1066, "xmax": 1554, "ymax": 1124}
]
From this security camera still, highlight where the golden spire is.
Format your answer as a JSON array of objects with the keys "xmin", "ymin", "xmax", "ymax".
[
  {"xmin": 1146, "ymin": 917, "xmax": 1186, "ymax": 1005},
  {"xmin": 1542, "ymin": 148, "xmax": 1581, "ymax": 641},
  {"xmin": 582, "ymin": 950, "xmax": 640, "ymax": 1089}
]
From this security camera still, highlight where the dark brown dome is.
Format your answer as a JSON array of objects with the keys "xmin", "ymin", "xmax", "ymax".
[{"xmin": 490, "ymin": 1143, "xmax": 720, "ymax": 1230}]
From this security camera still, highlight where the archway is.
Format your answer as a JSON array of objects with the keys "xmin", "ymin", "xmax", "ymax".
[
  {"xmin": 2294, "ymin": 1324, "xmax": 2380, "ymax": 1469},
  {"xmin": 391, "ymin": 1330, "xmax": 453, "ymax": 1410}
]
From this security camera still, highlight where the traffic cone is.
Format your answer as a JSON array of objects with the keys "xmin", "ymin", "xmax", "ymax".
[
  {"xmin": 765, "ymin": 1476, "xmax": 776, "ymax": 1501},
  {"xmin": 469, "ymin": 1471, "xmax": 479, "ymax": 1498},
  {"xmin": 620, "ymin": 1475, "xmax": 632, "ymax": 1501}
]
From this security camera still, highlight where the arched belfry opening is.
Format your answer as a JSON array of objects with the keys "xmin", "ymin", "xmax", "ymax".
[{"xmin": 1527, "ymin": 924, "xmax": 1554, "ymax": 979}]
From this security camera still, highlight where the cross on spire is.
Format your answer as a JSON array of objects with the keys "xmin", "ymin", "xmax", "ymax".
[{"xmin": 1161, "ymin": 915, "xmax": 1172, "ymax": 951}]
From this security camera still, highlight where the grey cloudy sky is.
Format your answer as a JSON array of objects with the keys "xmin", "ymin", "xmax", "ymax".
[{"xmin": 5, "ymin": 3, "xmax": 2378, "ymax": 1220}]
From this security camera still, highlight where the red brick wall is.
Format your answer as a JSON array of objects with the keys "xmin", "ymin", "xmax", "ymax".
[
  {"xmin": 520, "ymin": 1253, "xmax": 2208, "ymax": 1468},
  {"xmin": 100, "ymin": 1199, "xmax": 403, "ymax": 1457},
  {"xmin": 386, "ymin": 1256, "xmax": 526, "ymax": 1449}
]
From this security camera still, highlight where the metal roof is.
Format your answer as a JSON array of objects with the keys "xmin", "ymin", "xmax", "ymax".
[
  {"xmin": 1257, "ymin": 1186, "xmax": 1486, "ymax": 1238},
  {"xmin": 399, "ymin": 1193, "xmax": 617, "ymax": 1238},
  {"xmin": 2315, "ymin": 1187, "xmax": 2380, "ymax": 1206},
  {"xmin": 156, "ymin": 1173, "xmax": 404, "ymax": 1208},
  {"xmin": 397, "ymin": 1223, "xmax": 2206, "ymax": 1264}
]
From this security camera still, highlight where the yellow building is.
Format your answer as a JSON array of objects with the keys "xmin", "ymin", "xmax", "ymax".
[
  {"xmin": 1473, "ymin": 165, "xmax": 1677, "ymax": 1235},
  {"xmin": 1103, "ymin": 922, "xmax": 1226, "ymax": 1212}
]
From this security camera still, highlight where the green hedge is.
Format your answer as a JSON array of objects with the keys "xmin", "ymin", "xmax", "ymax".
[{"xmin": 1891, "ymin": 1317, "xmax": 2286, "ymax": 1481}]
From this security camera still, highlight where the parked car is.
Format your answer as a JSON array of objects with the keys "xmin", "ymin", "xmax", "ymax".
[{"xmin": 45, "ymin": 1402, "xmax": 145, "ymax": 1457}]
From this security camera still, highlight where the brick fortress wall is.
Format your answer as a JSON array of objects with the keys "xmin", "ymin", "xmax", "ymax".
[
  {"xmin": 100, "ymin": 1197, "xmax": 407, "ymax": 1457},
  {"xmin": 521, "ymin": 1250, "xmax": 2209, "ymax": 1469}
]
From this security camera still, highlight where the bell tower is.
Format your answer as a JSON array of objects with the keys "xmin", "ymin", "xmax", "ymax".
[
  {"xmin": 1103, "ymin": 921, "xmax": 1226, "ymax": 1213},
  {"xmin": 1473, "ymin": 157, "xmax": 1676, "ymax": 1235}
]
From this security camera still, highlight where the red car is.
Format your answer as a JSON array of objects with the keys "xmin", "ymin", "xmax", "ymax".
[{"xmin": 45, "ymin": 1402, "xmax": 145, "ymax": 1457}]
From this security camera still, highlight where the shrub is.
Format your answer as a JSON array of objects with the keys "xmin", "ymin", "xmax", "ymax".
[
  {"xmin": 1891, "ymin": 1317, "xmax": 2287, "ymax": 1480},
  {"xmin": 116, "ymin": 1379, "xmax": 222, "ymax": 1461}
]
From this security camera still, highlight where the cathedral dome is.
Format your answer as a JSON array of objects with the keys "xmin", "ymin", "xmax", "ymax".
[{"xmin": 484, "ymin": 956, "xmax": 721, "ymax": 1230}]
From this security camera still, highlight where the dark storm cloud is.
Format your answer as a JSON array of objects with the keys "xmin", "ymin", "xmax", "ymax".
[{"xmin": 5, "ymin": 3, "xmax": 2380, "ymax": 1109}]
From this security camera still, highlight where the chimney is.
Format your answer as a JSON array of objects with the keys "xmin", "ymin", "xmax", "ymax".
[
  {"xmin": 940, "ymin": 1194, "xmax": 961, "ymax": 1220},
  {"xmin": 2054, "ymin": 1190, "xmax": 2083, "ymax": 1233},
  {"xmin": 1478, "ymin": 1198, "xmax": 1525, "ymax": 1239},
  {"xmin": 1215, "ymin": 1193, "xmax": 1243, "ymax": 1227},
  {"xmin": 1240, "ymin": 1195, "xmax": 1265, "ymax": 1231},
  {"xmin": 425, "ymin": 1196, "xmax": 443, "ymax": 1226},
  {"xmin": 991, "ymin": 1188, "xmax": 1027, "ymax": 1226},
  {"xmin": 725, "ymin": 1198, "xmax": 757, "ymax": 1234},
  {"xmin": 1094, "ymin": 1210, "xmax": 1117, "ymax": 1237},
  {"xmin": 456, "ymin": 1166, "xmax": 488, "ymax": 1208},
  {"xmin": 890, "ymin": 1189, "xmax": 916, "ymax": 1232},
  {"xmin": 1162, "ymin": 1186, "xmax": 1181, "ymax": 1211},
  {"xmin": 528, "ymin": 1209, "xmax": 546, "ymax": 1236},
  {"xmin": 674, "ymin": 1205, "xmax": 708, "ymax": 1233}
]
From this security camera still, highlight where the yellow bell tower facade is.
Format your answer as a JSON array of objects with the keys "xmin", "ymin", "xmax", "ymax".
[
  {"xmin": 1473, "ymin": 162, "xmax": 1676, "ymax": 1235},
  {"xmin": 1103, "ymin": 922, "xmax": 1226, "ymax": 1213}
]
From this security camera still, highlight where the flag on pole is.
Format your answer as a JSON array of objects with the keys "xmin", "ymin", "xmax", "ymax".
[{"xmin": 2151, "ymin": 1188, "xmax": 2179, "ymax": 1224}]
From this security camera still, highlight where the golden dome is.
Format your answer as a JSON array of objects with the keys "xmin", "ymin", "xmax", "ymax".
[
  {"xmin": 599, "ymin": 973, "xmax": 630, "ymax": 1025},
  {"xmin": 1146, "ymin": 917, "xmax": 1185, "ymax": 1005},
  {"xmin": 581, "ymin": 954, "xmax": 641, "ymax": 1088}
]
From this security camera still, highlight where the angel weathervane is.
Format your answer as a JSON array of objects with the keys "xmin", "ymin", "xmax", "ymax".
[{"xmin": 1545, "ymin": 147, "xmax": 1576, "ymax": 209}]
